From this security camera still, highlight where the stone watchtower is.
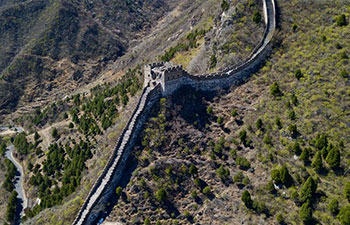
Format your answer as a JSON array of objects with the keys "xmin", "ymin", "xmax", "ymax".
[{"xmin": 144, "ymin": 62, "xmax": 188, "ymax": 96}]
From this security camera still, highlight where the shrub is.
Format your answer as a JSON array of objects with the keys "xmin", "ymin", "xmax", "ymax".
[
  {"xmin": 276, "ymin": 213, "xmax": 284, "ymax": 224},
  {"xmin": 241, "ymin": 190, "xmax": 253, "ymax": 208},
  {"xmin": 340, "ymin": 69, "xmax": 348, "ymax": 78},
  {"xmin": 300, "ymin": 148, "xmax": 310, "ymax": 164},
  {"xmin": 336, "ymin": 14, "xmax": 347, "ymax": 26},
  {"xmin": 288, "ymin": 124, "xmax": 298, "ymax": 137},
  {"xmin": 221, "ymin": 0, "xmax": 229, "ymax": 11},
  {"xmin": 338, "ymin": 206, "xmax": 350, "ymax": 225},
  {"xmin": 253, "ymin": 200, "xmax": 268, "ymax": 214},
  {"xmin": 292, "ymin": 142, "xmax": 302, "ymax": 155},
  {"xmin": 34, "ymin": 132, "xmax": 40, "ymax": 141},
  {"xmin": 295, "ymin": 69, "xmax": 303, "ymax": 80},
  {"xmin": 191, "ymin": 190, "xmax": 197, "ymax": 199},
  {"xmin": 116, "ymin": 186, "xmax": 122, "ymax": 196},
  {"xmin": 242, "ymin": 176, "xmax": 250, "ymax": 186},
  {"xmin": 203, "ymin": 186, "xmax": 211, "ymax": 196},
  {"xmin": 51, "ymin": 127, "xmax": 59, "ymax": 139},
  {"xmin": 289, "ymin": 110, "xmax": 296, "ymax": 120},
  {"xmin": 156, "ymin": 188, "xmax": 167, "ymax": 202},
  {"xmin": 217, "ymin": 116, "xmax": 223, "ymax": 125},
  {"xmin": 275, "ymin": 117, "xmax": 282, "ymax": 129},
  {"xmin": 253, "ymin": 11, "xmax": 261, "ymax": 23},
  {"xmin": 236, "ymin": 157, "xmax": 251, "ymax": 170},
  {"xmin": 207, "ymin": 106, "xmax": 213, "ymax": 115},
  {"xmin": 299, "ymin": 202, "xmax": 313, "ymax": 225},
  {"xmin": 270, "ymin": 82, "xmax": 282, "ymax": 97},
  {"xmin": 230, "ymin": 149, "xmax": 237, "ymax": 158},
  {"xmin": 344, "ymin": 182, "xmax": 350, "ymax": 202},
  {"xmin": 233, "ymin": 171, "xmax": 244, "ymax": 183},
  {"xmin": 266, "ymin": 180, "xmax": 276, "ymax": 194},
  {"xmin": 216, "ymin": 165, "xmax": 230, "ymax": 180},
  {"xmin": 328, "ymin": 199, "xmax": 339, "ymax": 216},
  {"xmin": 144, "ymin": 217, "xmax": 151, "ymax": 225},
  {"xmin": 271, "ymin": 169, "xmax": 282, "ymax": 185},
  {"xmin": 189, "ymin": 164, "xmax": 198, "ymax": 176},
  {"xmin": 256, "ymin": 118, "xmax": 263, "ymax": 130},
  {"xmin": 209, "ymin": 55, "xmax": 217, "ymax": 68},
  {"xmin": 231, "ymin": 109, "xmax": 238, "ymax": 117},
  {"xmin": 239, "ymin": 130, "xmax": 247, "ymax": 144},
  {"xmin": 263, "ymin": 133, "xmax": 272, "ymax": 145},
  {"xmin": 292, "ymin": 24, "xmax": 298, "ymax": 32}
]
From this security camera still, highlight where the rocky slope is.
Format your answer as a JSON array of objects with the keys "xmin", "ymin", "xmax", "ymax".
[
  {"xmin": 105, "ymin": 1, "xmax": 350, "ymax": 225},
  {"xmin": 0, "ymin": 0, "xmax": 175, "ymax": 115}
]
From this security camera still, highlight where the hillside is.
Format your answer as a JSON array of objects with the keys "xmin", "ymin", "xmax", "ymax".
[
  {"xmin": 0, "ymin": 0, "xmax": 174, "ymax": 115},
  {"xmin": 105, "ymin": 1, "xmax": 350, "ymax": 225},
  {"xmin": 0, "ymin": 0, "xmax": 266, "ymax": 224},
  {"xmin": 1, "ymin": 0, "xmax": 350, "ymax": 225}
]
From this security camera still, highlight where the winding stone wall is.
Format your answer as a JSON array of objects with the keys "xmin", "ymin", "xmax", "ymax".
[{"xmin": 72, "ymin": 0, "xmax": 276, "ymax": 224}]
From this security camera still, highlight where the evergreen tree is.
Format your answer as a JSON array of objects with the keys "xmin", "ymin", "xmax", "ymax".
[
  {"xmin": 295, "ymin": 69, "xmax": 303, "ymax": 80},
  {"xmin": 299, "ymin": 177, "xmax": 317, "ymax": 203},
  {"xmin": 271, "ymin": 169, "xmax": 282, "ymax": 185},
  {"xmin": 338, "ymin": 205, "xmax": 350, "ymax": 225},
  {"xmin": 311, "ymin": 151, "xmax": 323, "ymax": 173},
  {"xmin": 300, "ymin": 148, "xmax": 310, "ymax": 164},
  {"xmin": 256, "ymin": 118, "xmax": 263, "ymax": 130},
  {"xmin": 189, "ymin": 164, "xmax": 198, "ymax": 176},
  {"xmin": 336, "ymin": 14, "xmax": 347, "ymax": 26},
  {"xmin": 299, "ymin": 202, "xmax": 313, "ymax": 225},
  {"xmin": 270, "ymin": 82, "xmax": 282, "ymax": 97},
  {"xmin": 328, "ymin": 199, "xmax": 339, "ymax": 216},
  {"xmin": 326, "ymin": 147, "xmax": 341, "ymax": 169},
  {"xmin": 242, "ymin": 190, "xmax": 253, "ymax": 208},
  {"xmin": 155, "ymin": 188, "xmax": 167, "ymax": 202},
  {"xmin": 280, "ymin": 165, "xmax": 293, "ymax": 187},
  {"xmin": 344, "ymin": 182, "xmax": 350, "ymax": 202}
]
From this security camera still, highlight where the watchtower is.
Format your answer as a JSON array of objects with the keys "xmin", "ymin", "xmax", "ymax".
[{"xmin": 144, "ymin": 62, "xmax": 187, "ymax": 95}]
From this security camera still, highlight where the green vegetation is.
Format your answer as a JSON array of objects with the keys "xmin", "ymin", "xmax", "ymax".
[
  {"xmin": 252, "ymin": 11, "xmax": 261, "ymax": 23},
  {"xmin": 336, "ymin": 14, "xmax": 347, "ymax": 26},
  {"xmin": 221, "ymin": 0, "xmax": 229, "ymax": 11},
  {"xmin": 6, "ymin": 191, "xmax": 18, "ymax": 223},
  {"xmin": 328, "ymin": 199, "xmax": 339, "ymax": 216},
  {"xmin": 299, "ymin": 202, "xmax": 313, "ymax": 225},
  {"xmin": 242, "ymin": 190, "xmax": 252, "ymax": 208},
  {"xmin": 155, "ymin": 188, "xmax": 167, "ymax": 202},
  {"xmin": 160, "ymin": 29, "xmax": 209, "ymax": 62},
  {"xmin": 2, "ymin": 159, "xmax": 16, "ymax": 192}
]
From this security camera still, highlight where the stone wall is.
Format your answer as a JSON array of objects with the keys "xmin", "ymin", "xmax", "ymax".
[
  {"xmin": 72, "ymin": 0, "xmax": 276, "ymax": 224},
  {"xmin": 72, "ymin": 84, "xmax": 162, "ymax": 225}
]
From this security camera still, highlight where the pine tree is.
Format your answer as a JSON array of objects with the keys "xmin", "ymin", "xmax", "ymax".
[
  {"xmin": 338, "ymin": 206, "xmax": 350, "ymax": 225},
  {"xmin": 300, "ymin": 148, "xmax": 310, "ymax": 164},
  {"xmin": 328, "ymin": 199, "xmax": 339, "ymax": 216},
  {"xmin": 299, "ymin": 177, "xmax": 317, "ymax": 203},
  {"xmin": 299, "ymin": 202, "xmax": 313, "ymax": 224},
  {"xmin": 344, "ymin": 182, "xmax": 350, "ymax": 202},
  {"xmin": 326, "ymin": 147, "xmax": 341, "ymax": 169},
  {"xmin": 242, "ymin": 190, "xmax": 253, "ymax": 208},
  {"xmin": 311, "ymin": 151, "xmax": 323, "ymax": 173},
  {"xmin": 280, "ymin": 165, "xmax": 293, "ymax": 187}
]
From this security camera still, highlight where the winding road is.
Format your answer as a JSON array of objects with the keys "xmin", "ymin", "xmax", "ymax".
[{"xmin": 1, "ymin": 126, "xmax": 28, "ymax": 219}]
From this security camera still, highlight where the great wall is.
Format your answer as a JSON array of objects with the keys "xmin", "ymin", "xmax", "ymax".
[{"xmin": 73, "ymin": 0, "xmax": 276, "ymax": 224}]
